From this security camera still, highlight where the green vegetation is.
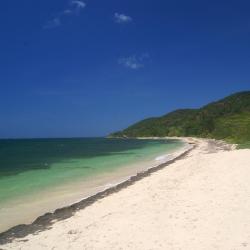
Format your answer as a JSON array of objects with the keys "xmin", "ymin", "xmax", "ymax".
[
  {"xmin": 237, "ymin": 142, "xmax": 250, "ymax": 149},
  {"xmin": 110, "ymin": 91, "xmax": 250, "ymax": 147}
]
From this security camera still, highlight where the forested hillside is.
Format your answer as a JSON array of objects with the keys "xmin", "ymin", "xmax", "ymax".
[{"xmin": 110, "ymin": 91, "xmax": 250, "ymax": 144}]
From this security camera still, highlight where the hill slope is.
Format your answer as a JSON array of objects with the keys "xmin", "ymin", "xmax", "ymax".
[{"xmin": 110, "ymin": 91, "xmax": 250, "ymax": 143}]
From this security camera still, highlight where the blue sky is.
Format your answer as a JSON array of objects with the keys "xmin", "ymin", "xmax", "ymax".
[{"xmin": 0, "ymin": 0, "xmax": 250, "ymax": 138}]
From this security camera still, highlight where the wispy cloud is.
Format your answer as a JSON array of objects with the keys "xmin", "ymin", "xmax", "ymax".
[
  {"xmin": 71, "ymin": 1, "xmax": 86, "ymax": 14},
  {"xmin": 114, "ymin": 13, "xmax": 132, "ymax": 24},
  {"xmin": 63, "ymin": 9, "xmax": 73, "ymax": 15},
  {"xmin": 118, "ymin": 54, "xmax": 149, "ymax": 70},
  {"xmin": 44, "ymin": 1, "xmax": 86, "ymax": 29},
  {"xmin": 43, "ymin": 18, "xmax": 61, "ymax": 29}
]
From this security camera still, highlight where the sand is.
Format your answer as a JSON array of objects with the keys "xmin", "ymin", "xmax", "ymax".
[{"xmin": 1, "ymin": 138, "xmax": 250, "ymax": 250}]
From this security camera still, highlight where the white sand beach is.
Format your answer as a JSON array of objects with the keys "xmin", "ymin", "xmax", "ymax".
[{"xmin": 1, "ymin": 138, "xmax": 250, "ymax": 250}]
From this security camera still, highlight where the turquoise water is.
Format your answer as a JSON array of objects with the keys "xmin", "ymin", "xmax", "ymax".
[{"xmin": 0, "ymin": 138, "xmax": 184, "ymax": 230}]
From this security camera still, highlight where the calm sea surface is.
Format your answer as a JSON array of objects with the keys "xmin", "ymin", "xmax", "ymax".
[{"xmin": 0, "ymin": 138, "xmax": 184, "ymax": 231}]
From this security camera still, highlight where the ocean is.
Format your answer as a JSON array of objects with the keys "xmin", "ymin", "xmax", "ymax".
[{"xmin": 0, "ymin": 137, "xmax": 184, "ymax": 232}]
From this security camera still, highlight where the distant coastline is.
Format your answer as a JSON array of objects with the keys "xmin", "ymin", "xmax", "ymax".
[{"xmin": 110, "ymin": 91, "xmax": 250, "ymax": 147}]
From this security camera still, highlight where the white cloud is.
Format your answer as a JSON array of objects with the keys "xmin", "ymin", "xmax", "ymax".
[
  {"xmin": 71, "ymin": 0, "xmax": 86, "ymax": 9},
  {"xmin": 43, "ymin": 18, "xmax": 61, "ymax": 29},
  {"xmin": 118, "ymin": 56, "xmax": 144, "ymax": 70},
  {"xmin": 63, "ymin": 9, "xmax": 73, "ymax": 15},
  {"xmin": 71, "ymin": 1, "xmax": 86, "ymax": 14},
  {"xmin": 44, "ymin": 1, "xmax": 86, "ymax": 29},
  {"xmin": 114, "ymin": 13, "xmax": 132, "ymax": 23}
]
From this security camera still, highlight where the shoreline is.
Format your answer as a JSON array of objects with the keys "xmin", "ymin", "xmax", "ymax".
[
  {"xmin": 0, "ymin": 138, "xmax": 185, "ymax": 233},
  {"xmin": 2, "ymin": 137, "xmax": 248, "ymax": 249},
  {"xmin": 0, "ymin": 138, "xmax": 194, "ymax": 245}
]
